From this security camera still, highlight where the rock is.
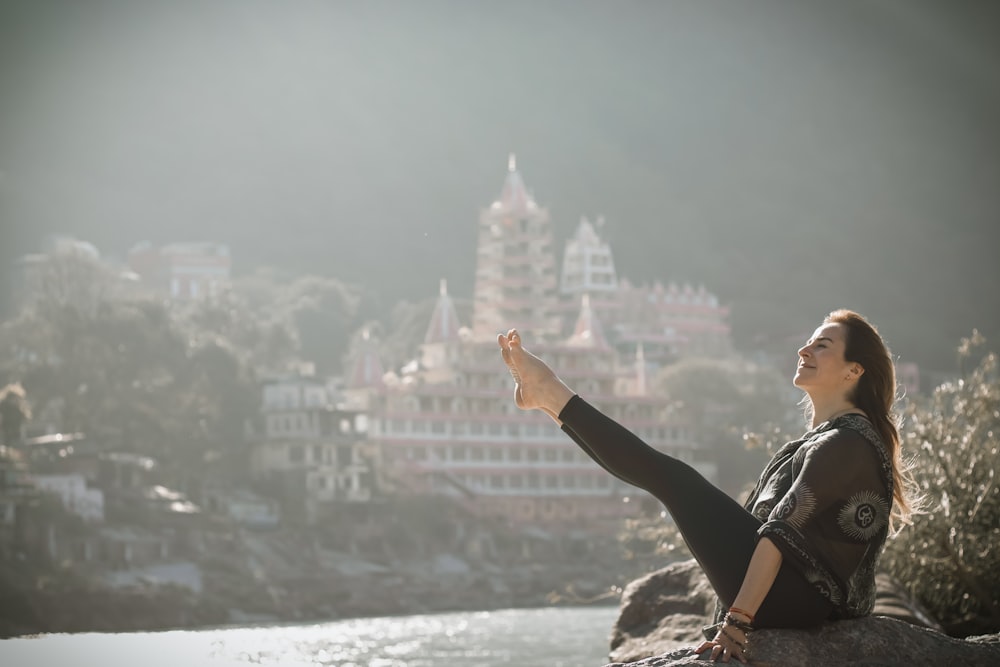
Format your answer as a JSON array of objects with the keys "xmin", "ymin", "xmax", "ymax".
[
  {"xmin": 871, "ymin": 573, "xmax": 943, "ymax": 632},
  {"xmin": 604, "ymin": 617, "xmax": 1000, "ymax": 667},
  {"xmin": 609, "ymin": 560, "xmax": 714, "ymax": 663},
  {"xmin": 606, "ymin": 559, "xmax": 1000, "ymax": 667}
]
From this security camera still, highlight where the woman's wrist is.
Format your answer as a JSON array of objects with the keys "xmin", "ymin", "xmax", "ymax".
[
  {"xmin": 727, "ymin": 607, "xmax": 754, "ymax": 624},
  {"xmin": 724, "ymin": 609, "xmax": 755, "ymax": 634}
]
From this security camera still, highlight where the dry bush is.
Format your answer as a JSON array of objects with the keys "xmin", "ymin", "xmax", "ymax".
[{"xmin": 881, "ymin": 333, "xmax": 1000, "ymax": 637}]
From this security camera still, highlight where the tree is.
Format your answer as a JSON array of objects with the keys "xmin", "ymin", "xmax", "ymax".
[
  {"xmin": 881, "ymin": 332, "xmax": 1000, "ymax": 637},
  {"xmin": 224, "ymin": 269, "xmax": 376, "ymax": 376},
  {"xmin": 176, "ymin": 283, "xmax": 298, "ymax": 375},
  {"xmin": 0, "ymin": 383, "xmax": 31, "ymax": 446},
  {"xmin": 0, "ymin": 250, "xmax": 261, "ymax": 487},
  {"xmin": 653, "ymin": 357, "xmax": 795, "ymax": 497}
]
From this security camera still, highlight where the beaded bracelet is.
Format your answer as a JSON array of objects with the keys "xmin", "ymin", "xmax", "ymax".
[{"xmin": 723, "ymin": 612, "xmax": 755, "ymax": 634}]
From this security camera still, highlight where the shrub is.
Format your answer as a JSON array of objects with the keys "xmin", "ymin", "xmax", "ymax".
[{"xmin": 881, "ymin": 333, "xmax": 1000, "ymax": 637}]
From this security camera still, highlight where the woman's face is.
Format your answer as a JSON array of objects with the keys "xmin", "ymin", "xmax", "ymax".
[{"xmin": 793, "ymin": 322, "xmax": 860, "ymax": 394}]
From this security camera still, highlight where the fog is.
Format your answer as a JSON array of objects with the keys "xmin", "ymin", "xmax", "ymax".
[{"xmin": 2, "ymin": 0, "xmax": 999, "ymax": 370}]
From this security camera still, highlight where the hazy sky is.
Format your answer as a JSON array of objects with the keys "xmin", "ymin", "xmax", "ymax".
[{"xmin": 2, "ymin": 0, "xmax": 998, "ymax": 370}]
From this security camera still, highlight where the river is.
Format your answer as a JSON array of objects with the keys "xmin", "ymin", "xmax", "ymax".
[{"xmin": 0, "ymin": 605, "xmax": 621, "ymax": 667}]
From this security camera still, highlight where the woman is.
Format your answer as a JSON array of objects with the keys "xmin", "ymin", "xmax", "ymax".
[{"xmin": 497, "ymin": 309, "xmax": 912, "ymax": 663}]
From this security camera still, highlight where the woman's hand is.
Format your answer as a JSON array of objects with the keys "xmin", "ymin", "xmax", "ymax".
[
  {"xmin": 694, "ymin": 622, "xmax": 749, "ymax": 663},
  {"xmin": 497, "ymin": 329, "xmax": 574, "ymax": 418}
]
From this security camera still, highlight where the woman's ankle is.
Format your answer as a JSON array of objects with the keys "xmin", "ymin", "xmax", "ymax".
[{"xmin": 544, "ymin": 381, "xmax": 575, "ymax": 417}]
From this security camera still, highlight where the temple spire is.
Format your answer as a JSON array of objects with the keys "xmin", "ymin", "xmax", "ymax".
[
  {"xmin": 567, "ymin": 293, "xmax": 608, "ymax": 348},
  {"xmin": 424, "ymin": 278, "xmax": 462, "ymax": 344},
  {"xmin": 495, "ymin": 153, "xmax": 534, "ymax": 214}
]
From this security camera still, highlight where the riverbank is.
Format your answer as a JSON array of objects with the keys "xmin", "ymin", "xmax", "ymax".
[{"xmin": 0, "ymin": 518, "xmax": 654, "ymax": 638}]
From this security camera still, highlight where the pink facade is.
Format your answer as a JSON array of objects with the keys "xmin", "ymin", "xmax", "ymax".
[{"xmin": 360, "ymin": 159, "xmax": 722, "ymax": 533}]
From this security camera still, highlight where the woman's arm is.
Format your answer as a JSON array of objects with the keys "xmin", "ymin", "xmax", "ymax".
[
  {"xmin": 696, "ymin": 538, "xmax": 782, "ymax": 663},
  {"xmin": 732, "ymin": 537, "xmax": 783, "ymax": 615}
]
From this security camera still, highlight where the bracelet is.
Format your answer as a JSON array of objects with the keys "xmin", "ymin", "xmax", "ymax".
[
  {"xmin": 724, "ymin": 612, "xmax": 755, "ymax": 634},
  {"xmin": 728, "ymin": 606, "xmax": 755, "ymax": 623}
]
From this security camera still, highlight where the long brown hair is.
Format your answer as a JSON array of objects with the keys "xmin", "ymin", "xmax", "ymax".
[{"xmin": 825, "ymin": 309, "xmax": 912, "ymax": 526}]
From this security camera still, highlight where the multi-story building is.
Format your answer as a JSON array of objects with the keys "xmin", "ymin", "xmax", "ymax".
[
  {"xmin": 358, "ymin": 159, "xmax": 719, "ymax": 534},
  {"xmin": 471, "ymin": 155, "xmax": 562, "ymax": 340},
  {"xmin": 559, "ymin": 216, "xmax": 619, "ymax": 300},
  {"xmin": 612, "ymin": 279, "xmax": 732, "ymax": 365},
  {"xmin": 31, "ymin": 473, "xmax": 105, "ymax": 522},
  {"xmin": 127, "ymin": 241, "xmax": 231, "ymax": 300},
  {"xmin": 250, "ymin": 375, "xmax": 376, "ymax": 521}
]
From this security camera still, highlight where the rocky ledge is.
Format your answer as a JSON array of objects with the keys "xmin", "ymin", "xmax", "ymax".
[{"xmin": 604, "ymin": 559, "xmax": 1000, "ymax": 667}]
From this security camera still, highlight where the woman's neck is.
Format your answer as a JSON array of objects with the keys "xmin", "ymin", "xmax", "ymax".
[{"xmin": 810, "ymin": 400, "xmax": 864, "ymax": 428}]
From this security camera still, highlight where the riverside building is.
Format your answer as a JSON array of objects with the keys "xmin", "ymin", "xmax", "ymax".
[{"xmin": 355, "ymin": 158, "xmax": 729, "ymax": 534}]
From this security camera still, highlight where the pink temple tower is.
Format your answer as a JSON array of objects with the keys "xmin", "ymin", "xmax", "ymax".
[{"xmin": 471, "ymin": 155, "xmax": 561, "ymax": 341}]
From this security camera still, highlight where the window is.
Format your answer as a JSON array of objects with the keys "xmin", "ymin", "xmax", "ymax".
[{"xmin": 337, "ymin": 445, "xmax": 351, "ymax": 465}]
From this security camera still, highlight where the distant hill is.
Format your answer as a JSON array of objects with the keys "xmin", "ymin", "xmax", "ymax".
[{"xmin": 2, "ymin": 0, "xmax": 998, "ymax": 373}]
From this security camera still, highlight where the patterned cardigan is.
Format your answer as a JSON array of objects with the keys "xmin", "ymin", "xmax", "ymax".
[{"xmin": 714, "ymin": 414, "xmax": 895, "ymax": 625}]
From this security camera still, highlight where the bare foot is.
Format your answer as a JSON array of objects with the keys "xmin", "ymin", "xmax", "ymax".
[{"xmin": 497, "ymin": 329, "xmax": 574, "ymax": 415}]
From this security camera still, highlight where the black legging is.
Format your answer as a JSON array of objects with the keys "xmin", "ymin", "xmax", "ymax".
[{"xmin": 559, "ymin": 395, "xmax": 833, "ymax": 628}]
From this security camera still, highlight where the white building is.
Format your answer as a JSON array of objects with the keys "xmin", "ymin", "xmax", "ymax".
[
  {"xmin": 560, "ymin": 216, "xmax": 619, "ymax": 297},
  {"xmin": 32, "ymin": 473, "xmax": 105, "ymax": 522},
  {"xmin": 251, "ymin": 375, "xmax": 376, "ymax": 522}
]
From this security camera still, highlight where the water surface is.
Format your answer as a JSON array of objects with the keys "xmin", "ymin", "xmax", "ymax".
[{"xmin": 0, "ymin": 605, "xmax": 620, "ymax": 667}]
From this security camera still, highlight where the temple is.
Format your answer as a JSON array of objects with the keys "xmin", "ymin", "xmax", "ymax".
[{"xmin": 349, "ymin": 158, "xmax": 731, "ymax": 534}]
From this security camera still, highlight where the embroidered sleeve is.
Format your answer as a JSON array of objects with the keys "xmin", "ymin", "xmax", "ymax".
[{"xmin": 757, "ymin": 428, "xmax": 890, "ymax": 606}]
